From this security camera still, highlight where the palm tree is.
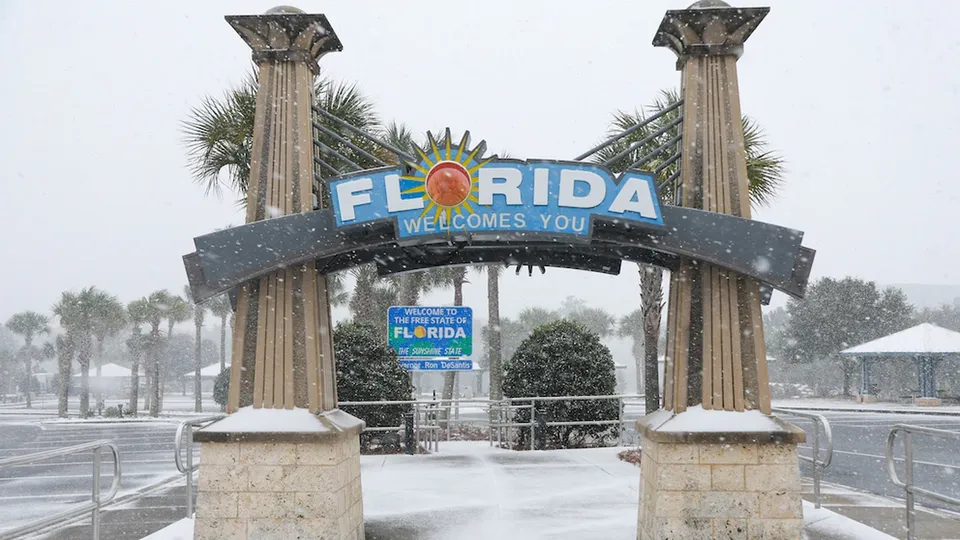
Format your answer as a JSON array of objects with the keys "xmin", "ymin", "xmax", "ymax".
[
  {"xmin": 52, "ymin": 293, "xmax": 81, "ymax": 416},
  {"xmin": 207, "ymin": 294, "xmax": 232, "ymax": 373},
  {"xmin": 162, "ymin": 294, "xmax": 191, "ymax": 410},
  {"xmin": 53, "ymin": 287, "xmax": 101, "ymax": 417},
  {"xmin": 348, "ymin": 265, "xmax": 400, "ymax": 340},
  {"xmin": 90, "ymin": 290, "xmax": 125, "ymax": 411},
  {"xmin": 5, "ymin": 311, "xmax": 51, "ymax": 408},
  {"xmin": 183, "ymin": 69, "xmax": 381, "ymax": 200},
  {"xmin": 439, "ymin": 267, "xmax": 468, "ymax": 414},
  {"xmin": 473, "ymin": 265, "xmax": 503, "ymax": 400},
  {"xmin": 144, "ymin": 290, "xmax": 173, "ymax": 417},
  {"xmin": 184, "ymin": 286, "xmax": 206, "ymax": 412},
  {"xmin": 126, "ymin": 299, "xmax": 151, "ymax": 415},
  {"xmin": 597, "ymin": 89, "xmax": 785, "ymax": 413}
]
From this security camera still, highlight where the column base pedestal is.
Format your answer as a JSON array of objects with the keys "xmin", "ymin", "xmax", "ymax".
[
  {"xmin": 636, "ymin": 409, "xmax": 807, "ymax": 540},
  {"xmin": 914, "ymin": 397, "xmax": 942, "ymax": 407},
  {"xmin": 192, "ymin": 408, "xmax": 365, "ymax": 540}
]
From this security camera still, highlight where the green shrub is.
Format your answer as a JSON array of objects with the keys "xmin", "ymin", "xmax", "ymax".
[
  {"xmin": 213, "ymin": 369, "xmax": 230, "ymax": 409},
  {"xmin": 503, "ymin": 319, "xmax": 619, "ymax": 449},
  {"xmin": 334, "ymin": 322, "xmax": 413, "ymax": 452},
  {"xmin": 103, "ymin": 406, "xmax": 121, "ymax": 418}
]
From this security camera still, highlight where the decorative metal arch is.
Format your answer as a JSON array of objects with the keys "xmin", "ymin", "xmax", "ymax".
[{"xmin": 184, "ymin": 99, "xmax": 814, "ymax": 306}]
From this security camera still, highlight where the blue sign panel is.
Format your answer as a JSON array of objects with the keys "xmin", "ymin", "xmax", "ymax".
[
  {"xmin": 329, "ymin": 133, "xmax": 663, "ymax": 239},
  {"xmin": 399, "ymin": 359, "xmax": 475, "ymax": 371},
  {"xmin": 388, "ymin": 306, "xmax": 473, "ymax": 358}
]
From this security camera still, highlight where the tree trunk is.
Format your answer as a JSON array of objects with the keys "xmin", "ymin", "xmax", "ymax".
[
  {"xmin": 399, "ymin": 273, "xmax": 423, "ymax": 306},
  {"xmin": 441, "ymin": 269, "xmax": 466, "ymax": 425},
  {"xmin": 632, "ymin": 340, "xmax": 644, "ymax": 396},
  {"xmin": 23, "ymin": 355, "xmax": 32, "ymax": 409},
  {"xmin": 58, "ymin": 338, "xmax": 72, "ymax": 418},
  {"xmin": 841, "ymin": 357, "xmax": 853, "ymax": 397},
  {"xmin": 488, "ymin": 267, "xmax": 502, "ymax": 401},
  {"xmin": 144, "ymin": 370, "xmax": 152, "ymax": 411},
  {"xmin": 149, "ymin": 326, "xmax": 161, "ymax": 417},
  {"xmin": 640, "ymin": 265, "xmax": 665, "ymax": 414},
  {"xmin": 219, "ymin": 314, "xmax": 227, "ymax": 372},
  {"xmin": 77, "ymin": 334, "xmax": 92, "ymax": 417},
  {"xmin": 149, "ymin": 349, "xmax": 160, "ymax": 417},
  {"xmin": 79, "ymin": 361, "xmax": 90, "ymax": 416},
  {"xmin": 95, "ymin": 338, "xmax": 105, "ymax": 413},
  {"xmin": 195, "ymin": 321, "xmax": 203, "ymax": 412},
  {"xmin": 129, "ymin": 354, "xmax": 140, "ymax": 416}
]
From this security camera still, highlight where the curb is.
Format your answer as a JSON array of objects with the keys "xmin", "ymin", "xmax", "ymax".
[{"xmin": 774, "ymin": 405, "xmax": 960, "ymax": 417}]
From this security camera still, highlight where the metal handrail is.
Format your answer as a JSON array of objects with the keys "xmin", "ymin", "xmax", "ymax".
[
  {"xmin": 771, "ymin": 407, "xmax": 833, "ymax": 508},
  {"xmin": 886, "ymin": 424, "xmax": 960, "ymax": 540},
  {"xmin": 174, "ymin": 415, "xmax": 224, "ymax": 517},
  {"xmin": 0, "ymin": 440, "xmax": 121, "ymax": 540},
  {"xmin": 490, "ymin": 395, "xmax": 644, "ymax": 449}
]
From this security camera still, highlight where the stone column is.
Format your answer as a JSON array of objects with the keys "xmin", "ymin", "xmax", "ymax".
[
  {"xmin": 636, "ymin": 2, "xmax": 805, "ymax": 539},
  {"xmin": 192, "ymin": 7, "xmax": 364, "ymax": 540}
]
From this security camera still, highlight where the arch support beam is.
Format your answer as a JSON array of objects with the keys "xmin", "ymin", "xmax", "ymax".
[{"xmin": 183, "ymin": 207, "xmax": 814, "ymax": 306}]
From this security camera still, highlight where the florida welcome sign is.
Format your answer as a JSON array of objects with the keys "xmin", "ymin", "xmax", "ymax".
[{"xmin": 330, "ymin": 131, "xmax": 665, "ymax": 238}]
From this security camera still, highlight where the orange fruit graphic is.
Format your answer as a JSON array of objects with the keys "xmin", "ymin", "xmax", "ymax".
[{"xmin": 425, "ymin": 161, "xmax": 471, "ymax": 207}]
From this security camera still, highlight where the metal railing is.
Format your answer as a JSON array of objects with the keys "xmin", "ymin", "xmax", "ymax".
[
  {"xmin": 174, "ymin": 415, "xmax": 224, "ymax": 517},
  {"xmin": 886, "ymin": 424, "xmax": 960, "ymax": 540},
  {"xmin": 0, "ymin": 440, "xmax": 121, "ymax": 540},
  {"xmin": 771, "ymin": 407, "xmax": 833, "ymax": 508},
  {"xmin": 337, "ymin": 395, "xmax": 645, "ymax": 452},
  {"xmin": 490, "ymin": 395, "xmax": 645, "ymax": 450},
  {"xmin": 339, "ymin": 398, "xmax": 492, "ymax": 452}
]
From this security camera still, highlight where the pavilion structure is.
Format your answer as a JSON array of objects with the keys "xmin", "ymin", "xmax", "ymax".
[{"xmin": 841, "ymin": 322, "xmax": 960, "ymax": 406}]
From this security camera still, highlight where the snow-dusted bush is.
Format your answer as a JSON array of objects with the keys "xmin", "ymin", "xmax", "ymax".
[
  {"xmin": 503, "ymin": 320, "xmax": 619, "ymax": 449},
  {"xmin": 213, "ymin": 369, "xmax": 230, "ymax": 409},
  {"xmin": 334, "ymin": 322, "xmax": 413, "ymax": 452}
]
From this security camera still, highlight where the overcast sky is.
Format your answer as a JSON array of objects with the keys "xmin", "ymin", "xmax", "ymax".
[{"xmin": 2, "ymin": 0, "xmax": 958, "ymax": 325}]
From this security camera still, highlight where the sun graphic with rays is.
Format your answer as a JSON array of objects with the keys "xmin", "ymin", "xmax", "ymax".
[{"xmin": 400, "ymin": 130, "xmax": 493, "ymax": 224}]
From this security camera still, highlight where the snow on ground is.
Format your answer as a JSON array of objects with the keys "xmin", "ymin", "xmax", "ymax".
[
  {"xmin": 802, "ymin": 501, "xmax": 897, "ymax": 540},
  {"xmin": 139, "ymin": 442, "xmax": 893, "ymax": 540},
  {"xmin": 142, "ymin": 517, "xmax": 193, "ymax": 540}
]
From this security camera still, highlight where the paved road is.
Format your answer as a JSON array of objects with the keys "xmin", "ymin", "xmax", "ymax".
[
  {"xmin": 0, "ymin": 418, "xmax": 193, "ymax": 537},
  {"xmin": 780, "ymin": 411, "xmax": 960, "ymax": 513}
]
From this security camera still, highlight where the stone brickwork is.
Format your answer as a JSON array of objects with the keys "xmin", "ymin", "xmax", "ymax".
[
  {"xmin": 637, "ymin": 438, "xmax": 802, "ymax": 540},
  {"xmin": 194, "ymin": 433, "xmax": 363, "ymax": 540}
]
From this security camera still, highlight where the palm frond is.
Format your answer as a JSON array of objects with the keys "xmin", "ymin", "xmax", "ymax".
[
  {"xmin": 595, "ymin": 88, "xmax": 783, "ymax": 208},
  {"xmin": 182, "ymin": 76, "xmax": 257, "ymax": 197}
]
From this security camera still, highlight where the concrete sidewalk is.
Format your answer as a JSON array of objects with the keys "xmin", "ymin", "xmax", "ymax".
[
  {"xmin": 802, "ymin": 479, "xmax": 960, "ymax": 539},
  {"xmin": 774, "ymin": 398, "xmax": 960, "ymax": 417}
]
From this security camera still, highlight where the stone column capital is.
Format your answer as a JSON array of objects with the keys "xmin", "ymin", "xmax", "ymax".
[
  {"xmin": 226, "ymin": 7, "xmax": 342, "ymax": 73},
  {"xmin": 653, "ymin": 1, "xmax": 768, "ymax": 65}
]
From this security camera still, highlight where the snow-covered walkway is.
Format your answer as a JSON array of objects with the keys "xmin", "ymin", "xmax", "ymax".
[{"xmin": 143, "ymin": 441, "xmax": 898, "ymax": 540}]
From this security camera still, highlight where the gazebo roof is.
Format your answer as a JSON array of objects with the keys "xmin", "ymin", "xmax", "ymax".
[
  {"xmin": 74, "ymin": 362, "xmax": 131, "ymax": 378},
  {"xmin": 185, "ymin": 363, "xmax": 230, "ymax": 378},
  {"xmin": 840, "ymin": 323, "xmax": 960, "ymax": 357}
]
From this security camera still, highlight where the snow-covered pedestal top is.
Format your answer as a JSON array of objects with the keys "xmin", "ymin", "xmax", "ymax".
[
  {"xmin": 193, "ymin": 406, "xmax": 364, "ymax": 443},
  {"xmin": 637, "ymin": 405, "xmax": 806, "ymax": 444}
]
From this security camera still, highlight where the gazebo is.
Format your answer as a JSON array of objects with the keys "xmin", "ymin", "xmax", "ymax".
[{"xmin": 840, "ymin": 323, "xmax": 960, "ymax": 406}]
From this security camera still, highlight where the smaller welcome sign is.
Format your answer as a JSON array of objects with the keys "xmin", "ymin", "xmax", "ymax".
[
  {"xmin": 330, "ymin": 131, "xmax": 664, "ymax": 238},
  {"xmin": 387, "ymin": 306, "xmax": 473, "ymax": 358}
]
